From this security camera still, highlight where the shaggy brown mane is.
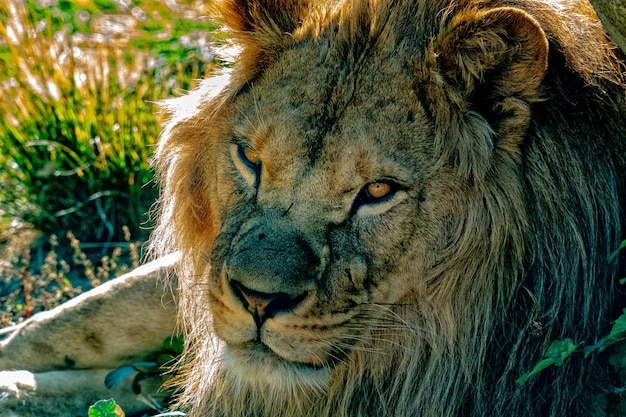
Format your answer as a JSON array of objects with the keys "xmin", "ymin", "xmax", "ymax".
[{"xmin": 151, "ymin": 1, "xmax": 626, "ymax": 416}]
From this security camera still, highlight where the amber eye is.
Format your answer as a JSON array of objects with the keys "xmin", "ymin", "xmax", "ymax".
[
  {"xmin": 238, "ymin": 143, "xmax": 261, "ymax": 170},
  {"xmin": 351, "ymin": 179, "xmax": 404, "ymax": 215},
  {"xmin": 365, "ymin": 182, "xmax": 392, "ymax": 200}
]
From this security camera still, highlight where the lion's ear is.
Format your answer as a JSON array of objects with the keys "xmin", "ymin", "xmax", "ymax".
[
  {"xmin": 215, "ymin": 0, "xmax": 312, "ymax": 82},
  {"xmin": 428, "ymin": 7, "xmax": 549, "ymax": 179},
  {"xmin": 437, "ymin": 7, "xmax": 548, "ymax": 100},
  {"xmin": 218, "ymin": 0, "xmax": 310, "ymax": 34}
]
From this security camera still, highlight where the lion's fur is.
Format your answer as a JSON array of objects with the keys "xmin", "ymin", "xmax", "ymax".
[{"xmin": 150, "ymin": 0, "xmax": 626, "ymax": 416}]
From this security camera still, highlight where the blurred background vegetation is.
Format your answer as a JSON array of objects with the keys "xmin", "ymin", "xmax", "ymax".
[{"xmin": 0, "ymin": 0, "xmax": 227, "ymax": 325}]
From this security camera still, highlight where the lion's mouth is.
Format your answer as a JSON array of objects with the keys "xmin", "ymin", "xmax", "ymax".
[
  {"xmin": 217, "ymin": 312, "xmax": 350, "ymax": 372},
  {"xmin": 224, "ymin": 342, "xmax": 333, "ymax": 388},
  {"xmin": 240, "ymin": 340, "xmax": 327, "ymax": 370},
  {"xmin": 210, "ymin": 280, "xmax": 357, "ymax": 371}
]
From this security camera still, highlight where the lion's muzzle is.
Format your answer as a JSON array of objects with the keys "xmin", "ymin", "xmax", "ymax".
[{"xmin": 225, "ymin": 212, "xmax": 322, "ymax": 324}]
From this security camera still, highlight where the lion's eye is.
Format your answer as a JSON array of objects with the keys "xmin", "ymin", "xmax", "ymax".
[
  {"xmin": 353, "ymin": 180, "xmax": 401, "ymax": 210},
  {"xmin": 365, "ymin": 182, "xmax": 392, "ymax": 200},
  {"xmin": 237, "ymin": 143, "xmax": 261, "ymax": 171}
]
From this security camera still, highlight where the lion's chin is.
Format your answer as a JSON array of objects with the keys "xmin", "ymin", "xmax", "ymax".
[{"xmin": 223, "ymin": 343, "xmax": 331, "ymax": 392}]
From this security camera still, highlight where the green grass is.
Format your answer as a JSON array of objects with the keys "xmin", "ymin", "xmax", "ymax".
[
  {"xmin": 0, "ymin": 0, "xmax": 223, "ymax": 325},
  {"xmin": 0, "ymin": 0, "xmax": 218, "ymax": 243}
]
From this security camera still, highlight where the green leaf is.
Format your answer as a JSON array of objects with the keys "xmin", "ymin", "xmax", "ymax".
[
  {"xmin": 544, "ymin": 338, "xmax": 578, "ymax": 366},
  {"xmin": 608, "ymin": 239, "xmax": 626, "ymax": 263},
  {"xmin": 88, "ymin": 399, "xmax": 125, "ymax": 417},
  {"xmin": 163, "ymin": 335, "xmax": 185, "ymax": 355},
  {"xmin": 516, "ymin": 358, "xmax": 556, "ymax": 384},
  {"xmin": 584, "ymin": 336, "xmax": 609, "ymax": 357},
  {"xmin": 585, "ymin": 309, "xmax": 626, "ymax": 356},
  {"xmin": 600, "ymin": 309, "xmax": 626, "ymax": 352},
  {"xmin": 157, "ymin": 353, "xmax": 177, "ymax": 366},
  {"xmin": 516, "ymin": 339, "xmax": 578, "ymax": 385}
]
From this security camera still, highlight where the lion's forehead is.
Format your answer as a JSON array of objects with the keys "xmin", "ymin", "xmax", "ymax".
[{"xmin": 230, "ymin": 42, "xmax": 433, "ymax": 201}]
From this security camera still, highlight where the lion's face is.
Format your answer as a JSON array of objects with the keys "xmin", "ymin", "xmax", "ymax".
[{"xmin": 205, "ymin": 41, "xmax": 464, "ymax": 386}]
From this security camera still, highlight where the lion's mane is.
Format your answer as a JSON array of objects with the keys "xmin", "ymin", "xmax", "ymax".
[{"xmin": 150, "ymin": 1, "xmax": 626, "ymax": 416}]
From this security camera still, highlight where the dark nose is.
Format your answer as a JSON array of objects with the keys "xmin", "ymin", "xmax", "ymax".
[{"xmin": 230, "ymin": 280, "xmax": 307, "ymax": 325}]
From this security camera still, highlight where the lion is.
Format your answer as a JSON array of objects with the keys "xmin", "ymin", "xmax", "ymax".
[
  {"xmin": 1, "ymin": 0, "xmax": 625, "ymax": 416},
  {"xmin": 149, "ymin": 0, "xmax": 626, "ymax": 416}
]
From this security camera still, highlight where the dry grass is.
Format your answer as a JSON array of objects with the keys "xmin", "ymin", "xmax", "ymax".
[{"xmin": 0, "ymin": 224, "xmax": 142, "ymax": 327}]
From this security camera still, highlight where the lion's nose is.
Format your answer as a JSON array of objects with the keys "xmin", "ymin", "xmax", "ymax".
[{"xmin": 230, "ymin": 280, "xmax": 307, "ymax": 324}]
